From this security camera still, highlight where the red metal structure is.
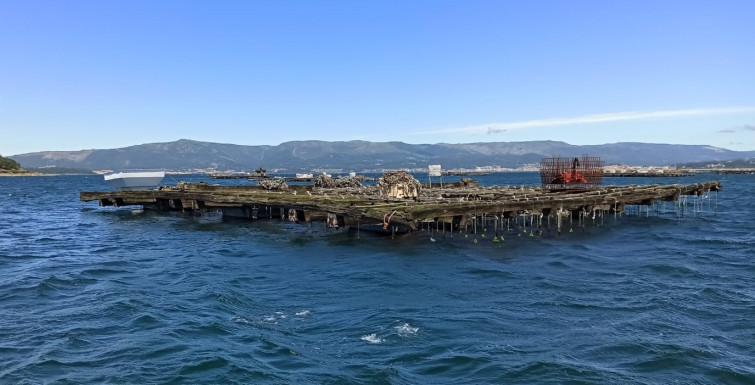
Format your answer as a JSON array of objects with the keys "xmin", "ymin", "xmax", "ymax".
[{"xmin": 541, "ymin": 156, "xmax": 604, "ymax": 189}]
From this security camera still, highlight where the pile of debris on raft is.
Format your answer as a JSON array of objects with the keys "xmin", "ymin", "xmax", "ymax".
[
  {"xmin": 314, "ymin": 175, "xmax": 362, "ymax": 188},
  {"xmin": 259, "ymin": 178, "xmax": 289, "ymax": 191},
  {"xmin": 378, "ymin": 171, "xmax": 422, "ymax": 199}
]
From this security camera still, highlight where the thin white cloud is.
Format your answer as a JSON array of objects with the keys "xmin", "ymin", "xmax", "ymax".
[
  {"xmin": 417, "ymin": 107, "xmax": 755, "ymax": 136},
  {"xmin": 719, "ymin": 124, "xmax": 755, "ymax": 134}
]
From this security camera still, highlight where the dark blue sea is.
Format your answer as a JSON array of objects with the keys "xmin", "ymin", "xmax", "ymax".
[{"xmin": 1, "ymin": 172, "xmax": 753, "ymax": 384}]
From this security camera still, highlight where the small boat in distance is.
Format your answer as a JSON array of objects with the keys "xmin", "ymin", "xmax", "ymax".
[{"xmin": 104, "ymin": 171, "xmax": 165, "ymax": 190}]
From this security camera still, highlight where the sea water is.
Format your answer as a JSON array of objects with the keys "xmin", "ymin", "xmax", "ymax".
[{"xmin": 1, "ymin": 173, "xmax": 753, "ymax": 384}]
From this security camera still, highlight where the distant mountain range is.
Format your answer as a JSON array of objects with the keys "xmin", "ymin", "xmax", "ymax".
[{"xmin": 10, "ymin": 139, "xmax": 755, "ymax": 172}]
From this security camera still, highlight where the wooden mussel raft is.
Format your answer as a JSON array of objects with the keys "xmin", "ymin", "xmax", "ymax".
[{"xmin": 80, "ymin": 169, "xmax": 723, "ymax": 236}]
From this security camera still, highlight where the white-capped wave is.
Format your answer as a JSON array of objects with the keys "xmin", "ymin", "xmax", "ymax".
[
  {"xmin": 361, "ymin": 333, "xmax": 383, "ymax": 344},
  {"xmin": 230, "ymin": 316, "xmax": 253, "ymax": 324},
  {"xmin": 295, "ymin": 310, "xmax": 311, "ymax": 317},
  {"xmin": 395, "ymin": 323, "xmax": 419, "ymax": 336},
  {"xmin": 262, "ymin": 311, "xmax": 288, "ymax": 322}
]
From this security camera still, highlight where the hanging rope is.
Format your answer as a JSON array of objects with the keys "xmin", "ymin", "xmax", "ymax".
[{"xmin": 383, "ymin": 210, "xmax": 397, "ymax": 230}]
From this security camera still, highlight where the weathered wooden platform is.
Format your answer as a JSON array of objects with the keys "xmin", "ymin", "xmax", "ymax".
[{"xmin": 80, "ymin": 180, "xmax": 722, "ymax": 233}]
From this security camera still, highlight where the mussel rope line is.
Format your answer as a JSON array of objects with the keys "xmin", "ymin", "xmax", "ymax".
[
  {"xmin": 697, "ymin": 193, "xmax": 700, "ymax": 214},
  {"xmin": 473, "ymin": 204, "xmax": 478, "ymax": 234},
  {"xmin": 692, "ymin": 193, "xmax": 696, "ymax": 214}
]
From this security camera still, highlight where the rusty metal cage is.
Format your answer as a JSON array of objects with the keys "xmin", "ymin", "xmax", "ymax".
[{"xmin": 540, "ymin": 156, "xmax": 604, "ymax": 189}]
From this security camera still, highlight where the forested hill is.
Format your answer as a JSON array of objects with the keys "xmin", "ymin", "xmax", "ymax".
[
  {"xmin": 10, "ymin": 139, "xmax": 755, "ymax": 172},
  {"xmin": 0, "ymin": 154, "xmax": 22, "ymax": 171}
]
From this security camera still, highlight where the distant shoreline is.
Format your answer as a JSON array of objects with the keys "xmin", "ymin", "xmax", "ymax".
[{"xmin": 0, "ymin": 172, "xmax": 54, "ymax": 177}]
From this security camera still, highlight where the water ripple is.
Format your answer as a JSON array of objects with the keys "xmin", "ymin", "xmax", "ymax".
[{"xmin": 1, "ymin": 174, "xmax": 754, "ymax": 383}]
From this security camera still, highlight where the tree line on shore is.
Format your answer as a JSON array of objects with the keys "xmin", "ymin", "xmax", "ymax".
[{"xmin": 0, "ymin": 155, "xmax": 22, "ymax": 171}]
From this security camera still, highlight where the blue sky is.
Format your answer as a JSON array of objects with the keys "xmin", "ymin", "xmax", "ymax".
[{"xmin": 1, "ymin": 0, "xmax": 753, "ymax": 155}]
